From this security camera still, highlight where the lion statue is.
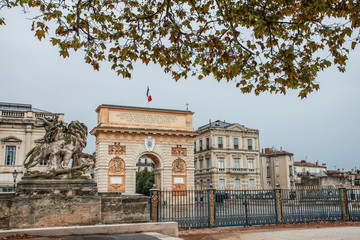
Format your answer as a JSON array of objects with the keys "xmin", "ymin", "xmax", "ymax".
[{"xmin": 24, "ymin": 117, "xmax": 95, "ymax": 179}]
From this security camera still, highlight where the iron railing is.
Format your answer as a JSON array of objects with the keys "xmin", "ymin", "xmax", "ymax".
[{"xmin": 150, "ymin": 187, "xmax": 360, "ymax": 229}]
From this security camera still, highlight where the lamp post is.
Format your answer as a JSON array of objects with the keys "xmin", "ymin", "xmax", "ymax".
[{"xmin": 12, "ymin": 170, "xmax": 18, "ymax": 192}]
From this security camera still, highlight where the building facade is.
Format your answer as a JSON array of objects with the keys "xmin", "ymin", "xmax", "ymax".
[
  {"xmin": 260, "ymin": 147, "xmax": 295, "ymax": 188},
  {"xmin": 0, "ymin": 102, "xmax": 64, "ymax": 191},
  {"xmin": 194, "ymin": 120, "xmax": 261, "ymax": 189},
  {"xmin": 136, "ymin": 156, "xmax": 154, "ymax": 172}
]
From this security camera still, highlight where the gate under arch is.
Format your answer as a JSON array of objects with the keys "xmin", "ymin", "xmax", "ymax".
[{"xmin": 91, "ymin": 105, "xmax": 197, "ymax": 193}]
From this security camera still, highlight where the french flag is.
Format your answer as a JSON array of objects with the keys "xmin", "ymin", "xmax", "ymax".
[{"xmin": 146, "ymin": 86, "xmax": 152, "ymax": 102}]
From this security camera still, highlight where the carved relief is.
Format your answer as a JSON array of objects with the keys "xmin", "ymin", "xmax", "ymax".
[
  {"xmin": 172, "ymin": 159, "xmax": 186, "ymax": 174},
  {"xmin": 172, "ymin": 145, "xmax": 187, "ymax": 157},
  {"xmin": 108, "ymin": 157, "xmax": 125, "ymax": 174},
  {"xmin": 108, "ymin": 157, "xmax": 125, "ymax": 192},
  {"xmin": 108, "ymin": 142, "xmax": 126, "ymax": 157}
]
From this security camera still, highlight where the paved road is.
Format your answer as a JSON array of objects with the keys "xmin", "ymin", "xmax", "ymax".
[{"xmin": 230, "ymin": 227, "xmax": 360, "ymax": 240}]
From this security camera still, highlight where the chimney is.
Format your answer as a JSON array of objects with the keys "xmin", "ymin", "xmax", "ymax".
[
  {"xmin": 322, "ymin": 163, "xmax": 326, "ymax": 166},
  {"xmin": 316, "ymin": 161, "xmax": 318, "ymax": 165},
  {"xmin": 265, "ymin": 148, "xmax": 270, "ymax": 154},
  {"xmin": 262, "ymin": 149, "xmax": 264, "ymax": 153},
  {"xmin": 301, "ymin": 160, "xmax": 306, "ymax": 164}
]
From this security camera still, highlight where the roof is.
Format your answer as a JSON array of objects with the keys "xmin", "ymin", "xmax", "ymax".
[
  {"xmin": 197, "ymin": 120, "xmax": 234, "ymax": 131},
  {"xmin": 261, "ymin": 151, "xmax": 293, "ymax": 156},
  {"xmin": 96, "ymin": 104, "xmax": 193, "ymax": 114},
  {"xmin": 294, "ymin": 161, "xmax": 327, "ymax": 168},
  {"xmin": 0, "ymin": 102, "xmax": 51, "ymax": 113}
]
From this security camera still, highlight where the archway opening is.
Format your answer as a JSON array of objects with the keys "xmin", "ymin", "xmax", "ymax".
[{"xmin": 135, "ymin": 153, "xmax": 161, "ymax": 195}]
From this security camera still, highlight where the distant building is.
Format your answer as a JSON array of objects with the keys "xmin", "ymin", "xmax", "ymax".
[
  {"xmin": 136, "ymin": 156, "xmax": 154, "ymax": 172},
  {"xmin": 194, "ymin": 120, "xmax": 261, "ymax": 189},
  {"xmin": 260, "ymin": 147, "xmax": 295, "ymax": 188},
  {"xmin": 294, "ymin": 160, "xmax": 327, "ymax": 184},
  {"xmin": 0, "ymin": 102, "xmax": 64, "ymax": 191}
]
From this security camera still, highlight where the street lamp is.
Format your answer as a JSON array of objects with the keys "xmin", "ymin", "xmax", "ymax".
[{"xmin": 12, "ymin": 170, "xmax": 18, "ymax": 192}]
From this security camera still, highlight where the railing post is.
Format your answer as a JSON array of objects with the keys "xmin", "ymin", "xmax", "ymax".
[
  {"xmin": 208, "ymin": 184, "xmax": 216, "ymax": 227},
  {"xmin": 150, "ymin": 185, "xmax": 159, "ymax": 222},
  {"xmin": 274, "ymin": 184, "xmax": 283, "ymax": 224},
  {"xmin": 339, "ymin": 185, "xmax": 349, "ymax": 220}
]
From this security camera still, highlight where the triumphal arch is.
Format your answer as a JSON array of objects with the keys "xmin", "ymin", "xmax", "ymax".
[{"xmin": 90, "ymin": 105, "xmax": 197, "ymax": 193}]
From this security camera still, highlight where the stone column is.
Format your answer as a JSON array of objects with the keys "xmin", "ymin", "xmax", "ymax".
[
  {"xmin": 208, "ymin": 184, "xmax": 216, "ymax": 227},
  {"xmin": 150, "ymin": 187, "xmax": 159, "ymax": 222}
]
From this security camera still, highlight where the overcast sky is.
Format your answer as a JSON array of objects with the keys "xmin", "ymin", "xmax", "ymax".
[{"xmin": 1, "ymin": 8, "xmax": 359, "ymax": 171}]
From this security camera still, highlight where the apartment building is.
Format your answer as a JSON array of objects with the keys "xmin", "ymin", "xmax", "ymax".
[
  {"xmin": 194, "ymin": 120, "xmax": 261, "ymax": 189},
  {"xmin": 260, "ymin": 147, "xmax": 295, "ymax": 188}
]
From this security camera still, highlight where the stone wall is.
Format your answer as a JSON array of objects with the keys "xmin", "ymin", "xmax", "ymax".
[{"xmin": 0, "ymin": 179, "xmax": 150, "ymax": 230}]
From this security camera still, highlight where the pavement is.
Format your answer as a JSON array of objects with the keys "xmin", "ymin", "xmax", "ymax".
[
  {"xmin": 236, "ymin": 226, "xmax": 360, "ymax": 240},
  {"xmin": 25, "ymin": 232, "xmax": 182, "ymax": 240}
]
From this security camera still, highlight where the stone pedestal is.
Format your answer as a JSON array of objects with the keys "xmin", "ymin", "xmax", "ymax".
[
  {"xmin": 0, "ymin": 179, "xmax": 150, "ymax": 230},
  {"xmin": 10, "ymin": 179, "xmax": 101, "ymax": 229}
]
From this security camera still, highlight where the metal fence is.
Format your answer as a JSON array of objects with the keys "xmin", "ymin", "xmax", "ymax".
[{"xmin": 150, "ymin": 187, "xmax": 360, "ymax": 228}]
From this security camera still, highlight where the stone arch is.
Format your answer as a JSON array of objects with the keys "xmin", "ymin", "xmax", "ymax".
[
  {"xmin": 108, "ymin": 157, "xmax": 126, "ymax": 192},
  {"xmin": 134, "ymin": 151, "xmax": 164, "ymax": 189}
]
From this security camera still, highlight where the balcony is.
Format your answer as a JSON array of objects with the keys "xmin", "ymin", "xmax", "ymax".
[{"xmin": 195, "ymin": 168, "xmax": 259, "ymax": 175}]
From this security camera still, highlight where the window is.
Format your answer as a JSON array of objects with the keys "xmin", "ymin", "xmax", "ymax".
[
  {"xmin": 275, "ymin": 156, "xmax": 279, "ymax": 162},
  {"xmin": 266, "ymin": 166, "xmax": 271, "ymax": 178},
  {"xmin": 137, "ymin": 159, "xmax": 141, "ymax": 164},
  {"xmin": 266, "ymin": 157, "xmax": 270, "ymax": 163},
  {"xmin": 200, "ymin": 180, "xmax": 203, "ymax": 189},
  {"xmin": 276, "ymin": 166, "xmax": 280, "ymax": 177},
  {"xmin": 39, "ymin": 160, "xmax": 48, "ymax": 166},
  {"xmin": 290, "ymin": 181, "xmax": 294, "ymax": 187},
  {"xmin": 194, "ymin": 142, "xmax": 196, "ymax": 152},
  {"xmin": 207, "ymin": 179, "xmax": 211, "ymax": 188},
  {"xmin": 289, "ymin": 165, "xmax": 293, "ymax": 176},
  {"xmin": 199, "ymin": 140, "xmax": 203, "ymax": 151},
  {"xmin": 248, "ymin": 158, "xmax": 254, "ymax": 169},
  {"xmin": 302, "ymin": 168, "xmax": 306, "ymax": 174},
  {"xmin": 219, "ymin": 179, "xmax": 225, "ymax": 189},
  {"xmin": 194, "ymin": 161, "xmax": 197, "ymax": 170},
  {"xmin": 138, "ymin": 167, "xmax": 141, "ymax": 172},
  {"xmin": 234, "ymin": 138, "xmax": 239, "ymax": 149},
  {"xmin": 235, "ymin": 179, "xmax": 240, "ymax": 188},
  {"xmin": 247, "ymin": 139, "xmax": 253, "ymax": 150},
  {"xmin": 5, "ymin": 146, "xmax": 16, "ymax": 166},
  {"xmin": 144, "ymin": 167, "xmax": 148, "ymax": 171},
  {"xmin": 249, "ymin": 179, "xmax": 255, "ymax": 188},
  {"xmin": 206, "ymin": 158, "xmax": 210, "ymax": 169},
  {"xmin": 218, "ymin": 158, "xmax": 224, "ymax": 169},
  {"xmin": 144, "ymin": 158, "xmax": 147, "ymax": 164},
  {"xmin": 288, "ymin": 156, "xmax": 292, "ymax": 161},
  {"xmin": 206, "ymin": 138, "xmax": 210, "ymax": 149},
  {"xmin": 218, "ymin": 137, "xmax": 223, "ymax": 149},
  {"xmin": 267, "ymin": 182, "xmax": 271, "ymax": 188},
  {"xmin": 234, "ymin": 158, "xmax": 240, "ymax": 168},
  {"xmin": 200, "ymin": 160, "xmax": 203, "ymax": 169}
]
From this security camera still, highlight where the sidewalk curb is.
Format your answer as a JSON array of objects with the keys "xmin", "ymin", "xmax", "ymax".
[{"xmin": 0, "ymin": 222, "xmax": 178, "ymax": 238}]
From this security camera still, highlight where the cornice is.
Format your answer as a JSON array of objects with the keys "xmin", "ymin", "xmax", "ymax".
[{"xmin": 90, "ymin": 126, "xmax": 198, "ymax": 137}]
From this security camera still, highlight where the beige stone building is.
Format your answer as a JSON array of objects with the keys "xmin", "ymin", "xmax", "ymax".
[
  {"xmin": 91, "ymin": 105, "xmax": 197, "ymax": 193},
  {"xmin": 194, "ymin": 120, "xmax": 261, "ymax": 189},
  {"xmin": 260, "ymin": 147, "xmax": 295, "ymax": 189},
  {"xmin": 0, "ymin": 102, "xmax": 64, "ymax": 191}
]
